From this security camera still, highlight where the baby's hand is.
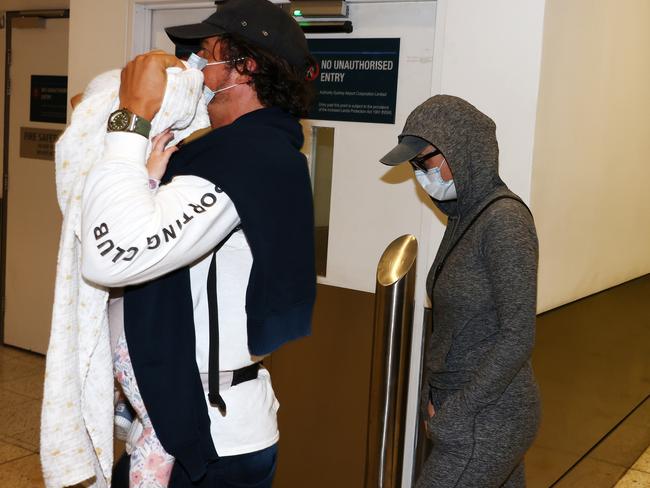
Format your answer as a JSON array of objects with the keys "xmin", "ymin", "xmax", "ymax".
[
  {"xmin": 147, "ymin": 128, "xmax": 178, "ymax": 181},
  {"xmin": 70, "ymin": 93, "xmax": 83, "ymax": 110}
]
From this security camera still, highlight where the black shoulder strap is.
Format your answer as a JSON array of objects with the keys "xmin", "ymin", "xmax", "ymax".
[
  {"xmin": 432, "ymin": 196, "xmax": 532, "ymax": 287},
  {"xmin": 207, "ymin": 225, "xmax": 241, "ymax": 415}
]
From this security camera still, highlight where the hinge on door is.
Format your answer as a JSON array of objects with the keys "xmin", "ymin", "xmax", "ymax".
[
  {"xmin": 0, "ymin": 13, "xmax": 5, "ymax": 29},
  {"xmin": 5, "ymin": 48, "xmax": 10, "ymax": 96}
]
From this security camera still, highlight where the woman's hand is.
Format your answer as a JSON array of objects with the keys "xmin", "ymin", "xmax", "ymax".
[
  {"xmin": 427, "ymin": 401, "xmax": 435, "ymax": 418},
  {"xmin": 147, "ymin": 129, "xmax": 178, "ymax": 182},
  {"xmin": 423, "ymin": 401, "xmax": 436, "ymax": 435}
]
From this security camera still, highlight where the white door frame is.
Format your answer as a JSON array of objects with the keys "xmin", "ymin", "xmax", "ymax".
[{"xmin": 130, "ymin": 1, "xmax": 214, "ymax": 57}]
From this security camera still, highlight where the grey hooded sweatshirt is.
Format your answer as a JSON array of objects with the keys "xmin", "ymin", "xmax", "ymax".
[{"xmin": 402, "ymin": 96, "xmax": 540, "ymax": 460}]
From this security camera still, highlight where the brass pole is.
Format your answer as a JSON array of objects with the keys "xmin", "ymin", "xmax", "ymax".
[{"xmin": 365, "ymin": 235, "xmax": 418, "ymax": 488}]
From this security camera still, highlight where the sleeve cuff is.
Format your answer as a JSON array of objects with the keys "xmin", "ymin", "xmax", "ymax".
[{"xmin": 104, "ymin": 132, "xmax": 148, "ymax": 165}]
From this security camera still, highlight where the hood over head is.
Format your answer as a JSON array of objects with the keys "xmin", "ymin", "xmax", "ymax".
[{"xmin": 398, "ymin": 94, "xmax": 505, "ymax": 216}]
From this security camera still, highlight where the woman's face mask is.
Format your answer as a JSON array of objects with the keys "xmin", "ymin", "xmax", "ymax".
[{"xmin": 414, "ymin": 160, "xmax": 457, "ymax": 201}]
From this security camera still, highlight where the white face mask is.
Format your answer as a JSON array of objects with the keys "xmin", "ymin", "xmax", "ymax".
[
  {"xmin": 414, "ymin": 164, "xmax": 457, "ymax": 200},
  {"xmin": 203, "ymin": 82, "xmax": 245, "ymax": 105},
  {"xmin": 187, "ymin": 52, "xmax": 208, "ymax": 70},
  {"xmin": 186, "ymin": 53, "xmax": 245, "ymax": 104}
]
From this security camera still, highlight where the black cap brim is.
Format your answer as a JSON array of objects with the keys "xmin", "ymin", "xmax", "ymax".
[
  {"xmin": 379, "ymin": 135, "xmax": 430, "ymax": 166},
  {"xmin": 165, "ymin": 22, "xmax": 227, "ymax": 46}
]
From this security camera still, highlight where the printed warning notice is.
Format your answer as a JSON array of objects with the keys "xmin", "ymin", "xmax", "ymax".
[
  {"xmin": 20, "ymin": 127, "xmax": 62, "ymax": 161},
  {"xmin": 30, "ymin": 75, "xmax": 68, "ymax": 124},
  {"xmin": 306, "ymin": 38, "xmax": 400, "ymax": 124}
]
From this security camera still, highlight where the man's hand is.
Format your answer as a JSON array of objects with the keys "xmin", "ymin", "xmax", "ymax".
[{"xmin": 120, "ymin": 51, "xmax": 185, "ymax": 121}]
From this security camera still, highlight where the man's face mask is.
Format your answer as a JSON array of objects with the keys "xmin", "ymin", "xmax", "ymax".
[{"xmin": 187, "ymin": 52, "xmax": 245, "ymax": 105}]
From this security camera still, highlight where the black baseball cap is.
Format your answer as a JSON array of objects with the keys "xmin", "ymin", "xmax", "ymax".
[
  {"xmin": 380, "ymin": 135, "xmax": 430, "ymax": 166},
  {"xmin": 165, "ymin": 0, "xmax": 311, "ymax": 69}
]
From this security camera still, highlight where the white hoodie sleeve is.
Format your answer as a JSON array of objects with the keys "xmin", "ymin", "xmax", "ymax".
[{"xmin": 81, "ymin": 132, "xmax": 240, "ymax": 287}]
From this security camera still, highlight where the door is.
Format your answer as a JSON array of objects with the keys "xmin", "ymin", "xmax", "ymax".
[
  {"xmin": 139, "ymin": 2, "xmax": 438, "ymax": 486},
  {"xmin": 2, "ymin": 12, "xmax": 69, "ymax": 353}
]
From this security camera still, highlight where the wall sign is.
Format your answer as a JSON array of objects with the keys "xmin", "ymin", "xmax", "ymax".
[
  {"xmin": 306, "ymin": 38, "xmax": 400, "ymax": 124},
  {"xmin": 30, "ymin": 75, "xmax": 68, "ymax": 124},
  {"xmin": 20, "ymin": 127, "xmax": 62, "ymax": 161}
]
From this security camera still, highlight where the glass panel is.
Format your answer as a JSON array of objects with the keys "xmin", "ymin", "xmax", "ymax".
[{"xmin": 310, "ymin": 126, "xmax": 334, "ymax": 277}]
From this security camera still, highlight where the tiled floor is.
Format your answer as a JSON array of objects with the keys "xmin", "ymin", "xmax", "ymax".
[
  {"xmin": 1, "ymin": 343, "xmax": 649, "ymax": 487},
  {"xmin": 0, "ymin": 344, "xmax": 45, "ymax": 487},
  {"xmin": 615, "ymin": 446, "xmax": 650, "ymax": 487},
  {"xmin": 0, "ymin": 275, "xmax": 649, "ymax": 487},
  {"xmin": 0, "ymin": 345, "xmax": 125, "ymax": 487}
]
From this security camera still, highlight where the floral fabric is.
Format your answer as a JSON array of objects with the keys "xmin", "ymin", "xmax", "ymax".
[{"xmin": 114, "ymin": 333, "xmax": 175, "ymax": 487}]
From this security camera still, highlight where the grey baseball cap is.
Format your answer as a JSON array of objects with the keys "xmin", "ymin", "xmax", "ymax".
[{"xmin": 379, "ymin": 135, "xmax": 430, "ymax": 166}]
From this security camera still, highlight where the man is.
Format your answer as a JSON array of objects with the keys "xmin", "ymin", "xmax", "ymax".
[{"xmin": 81, "ymin": 0, "xmax": 316, "ymax": 486}]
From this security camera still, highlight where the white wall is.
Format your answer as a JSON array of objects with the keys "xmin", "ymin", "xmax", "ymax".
[
  {"xmin": 67, "ymin": 0, "xmax": 130, "ymax": 100},
  {"xmin": 431, "ymin": 0, "xmax": 547, "ymax": 205},
  {"xmin": 0, "ymin": 0, "xmax": 70, "ymax": 197},
  {"xmin": 531, "ymin": 0, "xmax": 650, "ymax": 312}
]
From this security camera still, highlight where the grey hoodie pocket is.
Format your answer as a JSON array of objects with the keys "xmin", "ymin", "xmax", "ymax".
[{"xmin": 427, "ymin": 391, "xmax": 476, "ymax": 447}]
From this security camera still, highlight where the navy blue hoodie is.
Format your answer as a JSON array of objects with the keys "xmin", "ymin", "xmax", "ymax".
[{"xmin": 123, "ymin": 107, "xmax": 316, "ymax": 481}]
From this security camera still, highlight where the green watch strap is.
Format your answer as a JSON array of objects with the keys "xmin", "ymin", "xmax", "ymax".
[
  {"xmin": 132, "ymin": 115, "xmax": 152, "ymax": 139},
  {"xmin": 107, "ymin": 108, "xmax": 151, "ymax": 138}
]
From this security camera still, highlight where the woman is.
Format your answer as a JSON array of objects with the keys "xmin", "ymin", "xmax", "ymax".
[{"xmin": 380, "ymin": 95, "xmax": 540, "ymax": 487}]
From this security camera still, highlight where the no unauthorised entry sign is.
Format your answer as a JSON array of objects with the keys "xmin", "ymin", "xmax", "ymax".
[{"xmin": 306, "ymin": 38, "xmax": 400, "ymax": 125}]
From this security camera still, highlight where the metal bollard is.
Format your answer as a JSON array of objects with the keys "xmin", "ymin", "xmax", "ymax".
[{"xmin": 365, "ymin": 234, "xmax": 418, "ymax": 488}]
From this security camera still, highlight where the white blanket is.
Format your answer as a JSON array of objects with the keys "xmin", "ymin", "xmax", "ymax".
[{"xmin": 41, "ymin": 65, "xmax": 210, "ymax": 488}]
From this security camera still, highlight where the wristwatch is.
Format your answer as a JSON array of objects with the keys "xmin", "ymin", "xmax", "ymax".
[{"xmin": 107, "ymin": 108, "xmax": 151, "ymax": 138}]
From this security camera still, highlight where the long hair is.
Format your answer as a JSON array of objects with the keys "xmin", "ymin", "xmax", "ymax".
[{"xmin": 214, "ymin": 33, "xmax": 316, "ymax": 118}]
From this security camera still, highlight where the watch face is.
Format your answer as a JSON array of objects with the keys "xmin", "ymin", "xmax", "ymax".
[{"xmin": 108, "ymin": 110, "xmax": 131, "ymax": 131}]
